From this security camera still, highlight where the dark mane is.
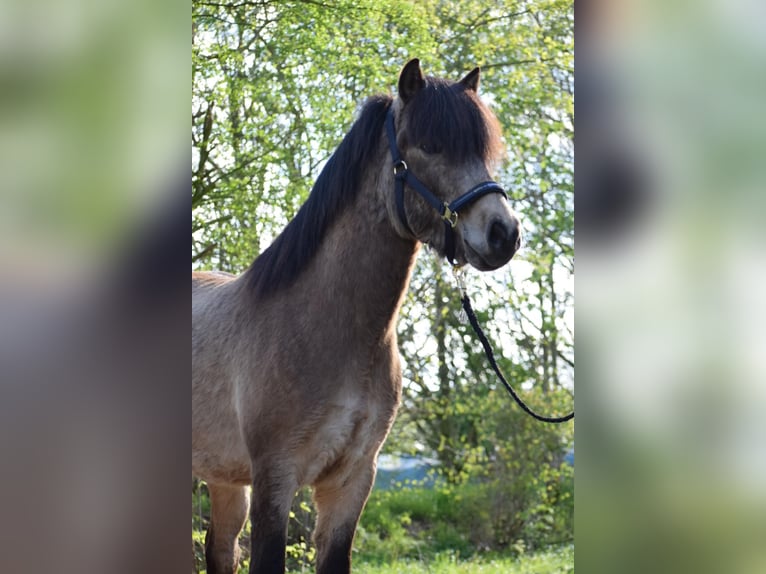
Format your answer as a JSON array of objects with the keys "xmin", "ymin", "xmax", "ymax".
[
  {"xmin": 246, "ymin": 94, "xmax": 392, "ymax": 297},
  {"xmin": 405, "ymin": 77, "xmax": 504, "ymax": 164}
]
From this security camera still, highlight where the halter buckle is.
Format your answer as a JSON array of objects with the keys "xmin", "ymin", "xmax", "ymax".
[
  {"xmin": 442, "ymin": 204, "xmax": 459, "ymax": 228},
  {"xmin": 393, "ymin": 160, "xmax": 408, "ymax": 177}
]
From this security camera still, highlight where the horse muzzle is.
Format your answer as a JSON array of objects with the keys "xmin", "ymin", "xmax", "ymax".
[{"xmin": 460, "ymin": 198, "xmax": 521, "ymax": 271}]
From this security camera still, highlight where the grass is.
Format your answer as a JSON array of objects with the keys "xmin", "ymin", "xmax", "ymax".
[
  {"xmin": 354, "ymin": 545, "xmax": 574, "ymax": 573},
  {"xmin": 224, "ymin": 546, "xmax": 574, "ymax": 574},
  {"xmin": 207, "ymin": 545, "xmax": 574, "ymax": 574}
]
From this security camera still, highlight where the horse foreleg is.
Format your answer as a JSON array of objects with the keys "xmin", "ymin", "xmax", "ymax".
[
  {"xmin": 205, "ymin": 483, "xmax": 249, "ymax": 574},
  {"xmin": 248, "ymin": 471, "xmax": 297, "ymax": 574},
  {"xmin": 312, "ymin": 464, "xmax": 375, "ymax": 574}
]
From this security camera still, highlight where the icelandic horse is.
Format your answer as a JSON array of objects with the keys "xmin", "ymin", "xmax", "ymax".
[{"xmin": 192, "ymin": 59, "xmax": 521, "ymax": 573}]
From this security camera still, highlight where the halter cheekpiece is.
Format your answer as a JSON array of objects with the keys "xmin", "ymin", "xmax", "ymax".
[{"xmin": 385, "ymin": 107, "xmax": 508, "ymax": 265}]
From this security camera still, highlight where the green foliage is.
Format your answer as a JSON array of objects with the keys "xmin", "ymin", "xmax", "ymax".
[
  {"xmin": 192, "ymin": 0, "xmax": 441, "ymax": 270},
  {"xmin": 357, "ymin": 470, "xmax": 572, "ymax": 564},
  {"xmin": 285, "ymin": 488, "xmax": 316, "ymax": 571}
]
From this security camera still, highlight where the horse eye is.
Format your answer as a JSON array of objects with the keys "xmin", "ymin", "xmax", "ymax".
[{"xmin": 420, "ymin": 143, "xmax": 441, "ymax": 155}]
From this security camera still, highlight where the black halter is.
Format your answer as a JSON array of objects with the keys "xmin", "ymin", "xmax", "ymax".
[{"xmin": 385, "ymin": 108, "xmax": 508, "ymax": 265}]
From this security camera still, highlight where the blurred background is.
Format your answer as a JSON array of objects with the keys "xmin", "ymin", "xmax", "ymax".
[
  {"xmin": 0, "ymin": 0, "xmax": 763, "ymax": 572},
  {"xmin": 0, "ymin": 0, "xmax": 189, "ymax": 573},
  {"xmin": 576, "ymin": 0, "xmax": 766, "ymax": 572}
]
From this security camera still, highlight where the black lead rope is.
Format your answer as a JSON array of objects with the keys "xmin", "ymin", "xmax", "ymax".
[{"xmin": 458, "ymin": 279, "xmax": 575, "ymax": 424}]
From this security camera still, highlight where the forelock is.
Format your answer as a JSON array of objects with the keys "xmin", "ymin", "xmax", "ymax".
[{"xmin": 404, "ymin": 76, "xmax": 504, "ymax": 164}]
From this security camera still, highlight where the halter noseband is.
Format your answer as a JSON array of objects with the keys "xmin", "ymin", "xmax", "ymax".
[{"xmin": 385, "ymin": 107, "xmax": 508, "ymax": 265}]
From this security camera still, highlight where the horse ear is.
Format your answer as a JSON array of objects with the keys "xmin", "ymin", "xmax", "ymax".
[
  {"xmin": 398, "ymin": 59, "xmax": 425, "ymax": 104},
  {"xmin": 459, "ymin": 66, "xmax": 481, "ymax": 93}
]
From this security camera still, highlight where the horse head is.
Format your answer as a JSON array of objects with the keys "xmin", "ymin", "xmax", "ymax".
[{"xmin": 386, "ymin": 58, "xmax": 521, "ymax": 271}]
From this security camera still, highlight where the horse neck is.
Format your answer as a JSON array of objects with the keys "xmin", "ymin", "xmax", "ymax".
[
  {"xmin": 233, "ymin": 160, "xmax": 419, "ymax": 348},
  {"xmin": 303, "ymin": 168, "xmax": 419, "ymax": 338}
]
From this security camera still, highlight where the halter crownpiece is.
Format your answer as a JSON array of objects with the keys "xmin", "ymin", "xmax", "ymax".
[{"xmin": 385, "ymin": 108, "xmax": 508, "ymax": 265}]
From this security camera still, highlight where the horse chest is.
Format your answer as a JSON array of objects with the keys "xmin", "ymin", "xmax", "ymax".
[{"xmin": 298, "ymin": 393, "xmax": 392, "ymax": 487}]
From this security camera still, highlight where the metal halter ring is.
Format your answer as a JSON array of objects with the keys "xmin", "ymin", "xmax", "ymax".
[
  {"xmin": 442, "ymin": 204, "xmax": 459, "ymax": 228},
  {"xmin": 393, "ymin": 160, "xmax": 408, "ymax": 176}
]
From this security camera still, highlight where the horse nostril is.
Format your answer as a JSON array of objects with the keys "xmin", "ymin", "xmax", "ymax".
[
  {"xmin": 488, "ymin": 220, "xmax": 507, "ymax": 250},
  {"xmin": 488, "ymin": 220, "xmax": 513, "ymax": 252},
  {"xmin": 486, "ymin": 219, "xmax": 521, "ymax": 261}
]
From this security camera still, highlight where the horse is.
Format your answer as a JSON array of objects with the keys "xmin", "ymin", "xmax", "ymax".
[{"xmin": 192, "ymin": 59, "xmax": 521, "ymax": 574}]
